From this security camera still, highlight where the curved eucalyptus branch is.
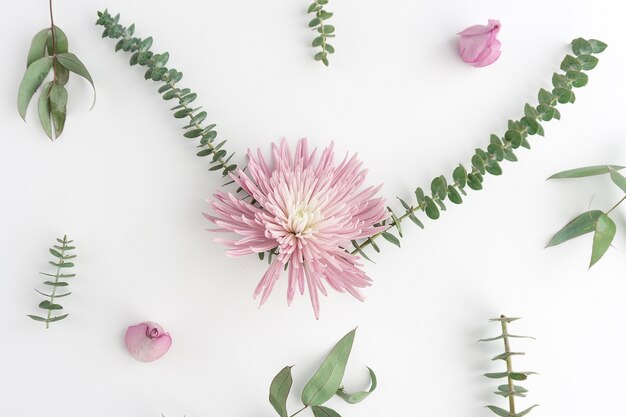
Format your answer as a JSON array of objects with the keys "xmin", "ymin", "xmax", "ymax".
[{"xmin": 350, "ymin": 38, "xmax": 607, "ymax": 258}]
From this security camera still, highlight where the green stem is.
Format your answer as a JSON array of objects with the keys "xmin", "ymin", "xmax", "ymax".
[
  {"xmin": 45, "ymin": 235, "xmax": 67, "ymax": 329},
  {"xmin": 289, "ymin": 406, "xmax": 308, "ymax": 417},
  {"xmin": 606, "ymin": 195, "xmax": 626, "ymax": 214},
  {"xmin": 49, "ymin": 0, "xmax": 57, "ymax": 81},
  {"xmin": 500, "ymin": 315, "xmax": 516, "ymax": 415}
]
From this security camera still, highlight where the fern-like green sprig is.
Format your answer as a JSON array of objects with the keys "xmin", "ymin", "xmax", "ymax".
[
  {"xmin": 480, "ymin": 316, "xmax": 538, "ymax": 417},
  {"xmin": 95, "ymin": 10, "xmax": 237, "ymax": 177},
  {"xmin": 350, "ymin": 38, "xmax": 607, "ymax": 259},
  {"xmin": 28, "ymin": 235, "xmax": 77, "ymax": 328},
  {"xmin": 307, "ymin": 0, "xmax": 335, "ymax": 66}
]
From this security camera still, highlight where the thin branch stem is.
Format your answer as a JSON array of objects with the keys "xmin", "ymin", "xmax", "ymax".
[
  {"xmin": 49, "ymin": 0, "xmax": 57, "ymax": 81},
  {"xmin": 45, "ymin": 235, "xmax": 67, "ymax": 329},
  {"xmin": 606, "ymin": 195, "xmax": 626, "ymax": 214},
  {"xmin": 289, "ymin": 406, "xmax": 308, "ymax": 417},
  {"xmin": 500, "ymin": 315, "xmax": 516, "ymax": 415}
]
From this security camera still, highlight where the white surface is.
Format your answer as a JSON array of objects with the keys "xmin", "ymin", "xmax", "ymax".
[{"xmin": 2, "ymin": 1, "xmax": 625, "ymax": 416}]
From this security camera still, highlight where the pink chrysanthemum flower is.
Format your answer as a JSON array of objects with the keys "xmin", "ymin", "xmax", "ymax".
[{"xmin": 204, "ymin": 138, "xmax": 388, "ymax": 319}]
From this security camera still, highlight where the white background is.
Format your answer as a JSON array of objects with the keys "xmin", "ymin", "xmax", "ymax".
[{"xmin": 2, "ymin": 1, "xmax": 625, "ymax": 416}]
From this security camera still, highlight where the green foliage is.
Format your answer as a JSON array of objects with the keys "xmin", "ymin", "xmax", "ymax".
[
  {"xmin": 480, "ymin": 316, "xmax": 538, "ymax": 417},
  {"xmin": 27, "ymin": 235, "xmax": 77, "ymax": 329},
  {"xmin": 96, "ymin": 10, "xmax": 237, "ymax": 177},
  {"xmin": 18, "ymin": 1, "xmax": 94, "ymax": 140},
  {"xmin": 268, "ymin": 329, "xmax": 376, "ymax": 417},
  {"xmin": 547, "ymin": 165, "xmax": 626, "ymax": 267},
  {"xmin": 350, "ymin": 38, "xmax": 607, "ymax": 257},
  {"xmin": 307, "ymin": 0, "xmax": 335, "ymax": 66}
]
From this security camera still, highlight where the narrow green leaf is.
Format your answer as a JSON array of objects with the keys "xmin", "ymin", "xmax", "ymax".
[
  {"xmin": 269, "ymin": 366, "xmax": 293, "ymax": 417},
  {"xmin": 47, "ymin": 26, "xmax": 69, "ymax": 54},
  {"xmin": 27, "ymin": 28, "xmax": 50, "ymax": 67},
  {"xmin": 548, "ymin": 165, "xmax": 624, "ymax": 179},
  {"xmin": 381, "ymin": 232, "xmax": 401, "ymax": 248},
  {"xmin": 336, "ymin": 367, "xmax": 377, "ymax": 404},
  {"xmin": 56, "ymin": 53, "xmax": 96, "ymax": 108},
  {"xmin": 311, "ymin": 406, "xmax": 342, "ymax": 417},
  {"xmin": 49, "ymin": 82, "xmax": 68, "ymax": 137},
  {"xmin": 17, "ymin": 56, "xmax": 53, "ymax": 120},
  {"xmin": 38, "ymin": 82, "xmax": 53, "ymax": 139},
  {"xmin": 47, "ymin": 314, "xmax": 69, "ymax": 323},
  {"xmin": 546, "ymin": 210, "xmax": 603, "ymax": 247},
  {"xmin": 590, "ymin": 213, "xmax": 616, "ymax": 268},
  {"xmin": 608, "ymin": 166, "xmax": 626, "ymax": 193},
  {"xmin": 302, "ymin": 329, "xmax": 357, "ymax": 406},
  {"xmin": 484, "ymin": 372, "xmax": 509, "ymax": 379},
  {"xmin": 408, "ymin": 214, "xmax": 424, "ymax": 228},
  {"xmin": 27, "ymin": 315, "xmax": 48, "ymax": 322},
  {"xmin": 486, "ymin": 405, "xmax": 512, "ymax": 417},
  {"xmin": 515, "ymin": 405, "xmax": 539, "ymax": 417}
]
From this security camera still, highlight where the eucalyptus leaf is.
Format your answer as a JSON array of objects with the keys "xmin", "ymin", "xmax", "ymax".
[
  {"xmin": 547, "ymin": 210, "xmax": 603, "ymax": 247},
  {"xmin": 336, "ymin": 367, "xmax": 377, "ymax": 404},
  {"xmin": 269, "ymin": 366, "xmax": 293, "ymax": 417},
  {"xmin": 27, "ymin": 28, "xmax": 50, "ymax": 67},
  {"xmin": 38, "ymin": 82, "xmax": 53, "ymax": 139},
  {"xmin": 301, "ymin": 329, "xmax": 356, "ymax": 407},
  {"xmin": 311, "ymin": 406, "xmax": 342, "ymax": 417},
  {"xmin": 17, "ymin": 56, "xmax": 53, "ymax": 120},
  {"xmin": 515, "ymin": 405, "xmax": 539, "ymax": 417},
  {"xmin": 50, "ymin": 82, "xmax": 68, "ymax": 137},
  {"xmin": 56, "ymin": 53, "xmax": 96, "ymax": 107},
  {"xmin": 590, "ymin": 213, "xmax": 616, "ymax": 268},
  {"xmin": 548, "ymin": 165, "xmax": 624, "ymax": 179},
  {"xmin": 486, "ymin": 405, "xmax": 511, "ymax": 417},
  {"xmin": 608, "ymin": 166, "xmax": 626, "ymax": 193}
]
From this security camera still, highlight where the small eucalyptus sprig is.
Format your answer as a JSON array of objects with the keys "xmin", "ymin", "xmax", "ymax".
[
  {"xmin": 18, "ymin": 0, "xmax": 95, "ymax": 140},
  {"xmin": 547, "ymin": 164, "xmax": 626, "ymax": 267},
  {"xmin": 27, "ymin": 235, "xmax": 77, "ymax": 328},
  {"xmin": 96, "ymin": 10, "xmax": 237, "ymax": 177},
  {"xmin": 480, "ymin": 316, "xmax": 538, "ymax": 417},
  {"xmin": 350, "ymin": 38, "xmax": 607, "ymax": 259},
  {"xmin": 307, "ymin": 0, "xmax": 335, "ymax": 66},
  {"xmin": 269, "ymin": 329, "xmax": 377, "ymax": 417}
]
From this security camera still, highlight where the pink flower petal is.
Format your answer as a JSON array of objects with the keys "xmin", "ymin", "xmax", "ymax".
[
  {"xmin": 125, "ymin": 322, "xmax": 172, "ymax": 362},
  {"xmin": 457, "ymin": 19, "xmax": 502, "ymax": 67}
]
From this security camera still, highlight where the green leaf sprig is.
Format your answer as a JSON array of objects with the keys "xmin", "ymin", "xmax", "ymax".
[
  {"xmin": 349, "ymin": 38, "xmax": 607, "ymax": 259},
  {"xmin": 96, "ymin": 10, "xmax": 237, "ymax": 177},
  {"xmin": 547, "ymin": 164, "xmax": 626, "ymax": 267},
  {"xmin": 480, "ymin": 316, "xmax": 538, "ymax": 417},
  {"xmin": 269, "ymin": 329, "xmax": 376, "ymax": 417},
  {"xmin": 18, "ymin": 0, "xmax": 95, "ymax": 140},
  {"xmin": 27, "ymin": 235, "xmax": 77, "ymax": 328},
  {"xmin": 307, "ymin": 0, "xmax": 335, "ymax": 66}
]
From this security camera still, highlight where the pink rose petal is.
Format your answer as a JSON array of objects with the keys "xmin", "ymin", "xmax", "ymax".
[
  {"xmin": 125, "ymin": 321, "xmax": 172, "ymax": 362},
  {"xmin": 457, "ymin": 19, "xmax": 501, "ymax": 67}
]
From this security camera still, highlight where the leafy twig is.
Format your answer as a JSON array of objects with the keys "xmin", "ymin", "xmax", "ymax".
[
  {"xmin": 307, "ymin": 0, "xmax": 335, "ymax": 66},
  {"xmin": 480, "ymin": 316, "xmax": 538, "ymax": 417},
  {"xmin": 96, "ymin": 10, "xmax": 237, "ymax": 177},
  {"xmin": 547, "ymin": 164, "xmax": 626, "ymax": 267},
  {"xmin": 269, "ymin": 329, "xmax": 376, "ymax": 417},
  {"xmin": 28, "ymin": 235, "xmax": 77, "ymax": 328},
  {"xmin": 350, "ymin": 38, "xmax": 607, "ymax": 257},
  {"xmin": 18, "ymin": 0, "xmax": 95, "ymax": 140}
]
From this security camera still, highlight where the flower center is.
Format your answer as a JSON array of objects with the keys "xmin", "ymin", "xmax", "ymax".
[{"xmin": 286, "ymin": 203, "xmax": 322, "ymax": 238}]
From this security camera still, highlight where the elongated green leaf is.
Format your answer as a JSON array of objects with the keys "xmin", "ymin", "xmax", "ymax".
[
  {"xmin": 484, "ymin": 372, "xmax": 509, "ymax": 379},
  {"xmin": 548, "ymin": 165, "xmax": 624, "ymax": 179},
  {"xmin": 269, "ymin": 366, "xmax": 292, "ymax": 417},
  {"xmin": 381, "ymin": 232, "xmax": 400, "ymax": 248},
  {"xmin": 56, "ymin": 53, "xmax": 96, "ymax": 107},
  {"xmin": 27, "ymin": 28, "xmax": 50, "ymax": 67},
  {"xmin": 515, "ymin": 405, "xmax": 539, "ymax": 417},
  {"xmin": 486, "ymin": 405, "xmax": 512, "ymax": 417},
  {"xmin": 39, "ymin": 300, "xmax": 63, "ymax": 310},
  {"xmin": 302, "ymin": 329, "xmax": 356, "ymax": 406},
  {"xmin": 47, "ymin": 26, "xmax": 69, "ymax": 54},
  {"xmin": 38, "ymin": 82, "xmax": 53, "ymax": 139},
  {"xmin": 17, "ymin": 56, "xmax": 53, "ymax": 120},
  {"xmin": 336, "ymin": 367, "xmax": 377, "ymax": 404},
  {"xmin": 608, "ymin": 166, "xmax": 626, "ymax": 193},
  {"xmin": 49, "ymin": 82, "xmax": 68, "ymax": 137},
  {"xmin": 590, "ymin": 213, "xmax": 616, "ymax": 268},
  {"xmin": 311, "ymin": 406, "xmax": 341, "ymax": 417},
  {"xmin": 546, "ymin": 210, "xmax": 603, "ymax": 247},
  {"xmin": 47, "ymin": 314, "xmax": 69, "ymax": 323},
  {"xmin": 27, "ymin": 315, "xmax": 48, "ymax": 322},
  {"xmin": 478, "ymin": 334, "xmax": 504, "ymax": 342}
]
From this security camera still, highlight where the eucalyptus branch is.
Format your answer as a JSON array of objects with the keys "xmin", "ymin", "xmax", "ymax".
[
  {"xmin": 350, "ymin": 38, "xmax": 607, "ymax": 258},
  {"xmin": 547, "ymin": 164, "xmax": 626, "ymax": 267},
  {"xmin": 307, "ymin": 0, "xmax": 335, "ymax": 66},
  {"xmin": 18, "ymin": 2, "xmax": 95, "ymax": 140},
  {"xmin": 27, "ymin": 235, "xmax": 77, "ymax": 328},
  {"xmin": 96, "ymin": 10, "xmax": 237, "ymax": 177},
  {"xmin": 480, "ymin": 316, "xmax": 538, "ymax": 417}
]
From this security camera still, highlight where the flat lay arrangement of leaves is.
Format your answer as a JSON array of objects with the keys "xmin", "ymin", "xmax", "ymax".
[
  {"xmin": 269, "ymin": 328, "xmax": 376, "ymax": 417},
  {"xmin": 27, "ymin": 235, "xmax": 77, "ymax": 328},
  {"xmin": 307, "ymin": 0, "xmax": 335, "ymax": 66},
  {"xmin": 96, "ymin": 8, "xmax": 607, "ymax": 318},
  {"xmin": 18, "ymin": 0, "xmax": 95, "ymax": 140},
  {"xmin": 480, "ymin": 316, "xmax": 537, "ymax": 417},
  {"xmin": 547, "ymin": 164, "xmax": 625, "ymax": 267}
]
